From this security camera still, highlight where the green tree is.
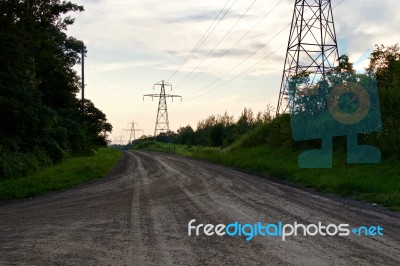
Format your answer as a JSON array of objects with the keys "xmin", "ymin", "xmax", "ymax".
[
  {"xmin": 81, "ymin": 99, "xmax": 113, "ymax": 147},
  {"xmin": 176, "ymin": 125, "xmax": 195, "ymax": 146},
  {"xmin": 367, "ymin": 44, "xmax": 400, "ymax": 157},
  {"xmin": 0, "ymin": 0, "xmax": 112, "ymax": 178},
  {"xmin": 236, "ymin": 107, "xmax": 255, "ymax": 136}
]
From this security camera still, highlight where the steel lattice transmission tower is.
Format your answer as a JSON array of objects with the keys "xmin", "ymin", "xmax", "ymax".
[
  {"xmin": 122, "ymin": 122, "xmax": 144, "ymax": 144},
  {"xmin": 144, "ymin": 80, "xmax": 182, "ymax": 137},
  {"xmin": 276, "ymin": 0, "xmax": 339, "ymax": 115}
]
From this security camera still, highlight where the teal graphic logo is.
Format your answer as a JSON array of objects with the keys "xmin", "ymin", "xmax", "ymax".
[{"xmin": 289, "ymin": 42, "xmax": 382, "ymax": 168}]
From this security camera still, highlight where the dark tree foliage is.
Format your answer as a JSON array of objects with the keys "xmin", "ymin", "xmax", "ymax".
[
  {"xmin": 366, "ymin": 44, "xmax": 400, "ymax": 158},
  {"xmin": 136, "ymin": 106, "xmax": 273, "ymax": 148},
  {"xmin": 175, "ymin": 126, "xmax": 195, "ymax": 146},
  {"xmin": 0, "ymin": 0, "xmax": 112, "ymax": 178},
  {"xmin": 165, "ymin": 108, "xmax": 272, "ymax": 148},
  {"xmin": 81, "ymin": 99, "xmax": 113, "ymax": 147}
]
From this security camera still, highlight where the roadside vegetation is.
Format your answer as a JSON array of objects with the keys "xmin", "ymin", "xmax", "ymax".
[
  {"xmin": 1, "ymin": 1, "xmax": 112, "ymax": 179},
  {"xmin": 0, "ymin": 1, "xmax": 119, "ymax": 199},
  {"xmin": 0, "ymin": 148, "xmax": 122, "ymax": 199},
  {"xmin": 133, "ymin": 44, "xmax": 400, "ymax": 211}
]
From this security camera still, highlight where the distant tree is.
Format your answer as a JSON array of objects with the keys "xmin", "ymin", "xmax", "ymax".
[
  {"xmin": 255, "ymin": 104, "xmax": 274, "ymax": 125},
  {"xmin": 81, "ymin": 100, "xmax": 113, "ymax": 147},
  {"xmin": 155, "ymin": 131, "xmax": 176, "ymax": 143},
  {"xmin": 328, "ymin": 54, "xmax": 357, "ymax": 85},
  {"xmin": 210, "ymin": 123, "xmax": 224, "ymax": 147},
  {"xmin": 176, "ymin": 125, "xmax": 195, "ymax": 146},
  {"xmin": 236, "ymin": 107, "xmax": 255, "ymax": 136},
  {"xmin": 218, "ymin": 111, "xmax": 235, "ymax": 127}
]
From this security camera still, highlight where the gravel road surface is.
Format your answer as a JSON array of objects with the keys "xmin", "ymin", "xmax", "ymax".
[{"xmin": 0, "ymin": 151, "xmax": 399, "ymax": 265}]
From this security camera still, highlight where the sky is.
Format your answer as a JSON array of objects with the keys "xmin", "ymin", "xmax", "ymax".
[{"xmin": 66, "ymin": 0, "xmax": 400, "ymax": 144}]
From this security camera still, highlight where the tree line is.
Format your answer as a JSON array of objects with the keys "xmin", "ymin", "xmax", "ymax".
[
  {"xmin": 173, "ymin": 106, "xmax": 274, "ymax": 147},
  {"xmin": 136, "ymin": 106, "xmax": 274, "ymax": 147},
  {"xmin": 0, "ymin": 0, "xmax": 112, "ymax": 178}
]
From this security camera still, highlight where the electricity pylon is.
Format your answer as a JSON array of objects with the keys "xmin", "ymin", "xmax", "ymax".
[
  {"xmin": 144, "ymin": 80, "xmax": 182, "ymax": 137},
  {"xmin": 122, "ymin": 121, "xmax": 144, "ymax": 144},
  {"xmin": 276, "ymin": 0, "xmax": 339, "ymax": 115},
  {"xmin": 114, "ymin": 135, "xmax": 124, "ymax": 145}
]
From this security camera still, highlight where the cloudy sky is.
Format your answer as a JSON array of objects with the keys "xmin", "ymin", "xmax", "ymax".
[{"xmin": 67, "ymin": 0, "xmax": 400, "ymax": 143}]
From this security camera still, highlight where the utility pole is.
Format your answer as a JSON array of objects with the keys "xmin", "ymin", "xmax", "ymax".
[
  {"xmin": 143, "ymin": 80, "xmax": 182, "ymax": 137},
  {"xmin": 122, "ymin": 121, "xmax": 144, "ymax": 144},
  {"xmin": 81, "ymin": 41, "xmax": 85, "ymax": 116},
  {"xmin": 276, "ymin": 0, "xmax": 339, "ymax": 115}
]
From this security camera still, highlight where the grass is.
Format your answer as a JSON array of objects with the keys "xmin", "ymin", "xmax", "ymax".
[
  {"xmin": 135, "ymin": 141, "xmax": 400, "ymax": 212},
  {"xmin": 0, "ymin": 147, "xmax": 123, "ymax": 199}
]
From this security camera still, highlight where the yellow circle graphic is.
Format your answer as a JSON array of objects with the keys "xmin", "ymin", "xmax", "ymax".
[{"xmin": 328, "ymin": 83, "xmax": 370, "ymax": 125}]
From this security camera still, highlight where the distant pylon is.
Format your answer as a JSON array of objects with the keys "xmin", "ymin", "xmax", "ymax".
[
  {"xmin": 144, "ymin": 80, "xmax": 182, "ymax": 137},
  {"xmin": 114, "ymin": 135, "xmax": 124, "ymax": 145},
  {"xmin": 122, "ymin": 121, "xmax": 144, "ymax": 144},
  {"xmin": 276, "ymin": 0, "xmax": 339, "ymax": 115}
]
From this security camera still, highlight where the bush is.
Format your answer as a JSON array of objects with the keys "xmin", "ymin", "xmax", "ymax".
[
  {"xmin": 232, "ymin": 114, "xmax": 294, "ymax": 149},
  {"xmin": 0, "ymin": 149, "xmax": 52, "ymax": 179}
]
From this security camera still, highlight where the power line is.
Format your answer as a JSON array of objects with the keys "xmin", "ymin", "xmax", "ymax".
[
  {"xmin": 166, "ymin": 0, "xmax": 233, "ymax": 82},
  {"xmin": 182, "ymin": 0, "xmax": 347, "ymax": 102},
  {"xmin": 333, "ymin": 0, "xmax": 345, "ymax": 8},
  {"xmin": 185, "ymin": 44, "xmax": 286, "ymax": 102},
  {"xmin": 187, "ymin": 23, "xmax": 291, "ymax": 99},
  {"xmin": 139, "ymin": 99, "xmax": 153, "ymax": 121},
  {"xmin": 175, "ymin": 0, "xmax": 284, "ymax": 90},
  {"xmin": 174, "ymin": 0, "xmax": 257, "ymax": 88}
]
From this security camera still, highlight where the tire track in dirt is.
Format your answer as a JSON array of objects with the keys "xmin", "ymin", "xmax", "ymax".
[{"xmin": 0, "ymin": 150, "xmax": 399, "ymax": 265}]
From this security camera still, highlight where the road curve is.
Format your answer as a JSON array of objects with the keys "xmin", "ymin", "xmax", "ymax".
[{"xmin": 0, "ymin": 151, "xmax": 399, "ymax": 265}]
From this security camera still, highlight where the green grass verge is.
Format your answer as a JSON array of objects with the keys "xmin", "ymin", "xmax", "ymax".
[
  {"xmin": 135, "ymin": 142, "xmax": 400, "ymax": 212},
  {"xmin": 0, "ymin": 148, "xmax": 123, "ymax": 199}
]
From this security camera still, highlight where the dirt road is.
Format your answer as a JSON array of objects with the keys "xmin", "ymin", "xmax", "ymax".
[{"xmin": 0, "ymin": 151, "xmax": 399, "ymax": 265}]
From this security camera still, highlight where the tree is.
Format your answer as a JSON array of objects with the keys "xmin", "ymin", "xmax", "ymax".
[
  {"xmin": 367, "ymin": 44, "xmax": 400, "ymax": 157},
  {"xmin": 81, "ymin": 100, "xmax": 113, "ymax": 147},
  {"xmin": 255, "ymin": 104, "xmax": 274, "ymax": 125},
  {"xmin": 0, "ymin": 0, "xmax": 112, "ymax": 178},
  {"xmin": 236, "ymin": 107, "xmax": 255, "ymax": 136},
  {"xmin": 176, "ymin": 126, "xmax": 195, "ymax": 146}
]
